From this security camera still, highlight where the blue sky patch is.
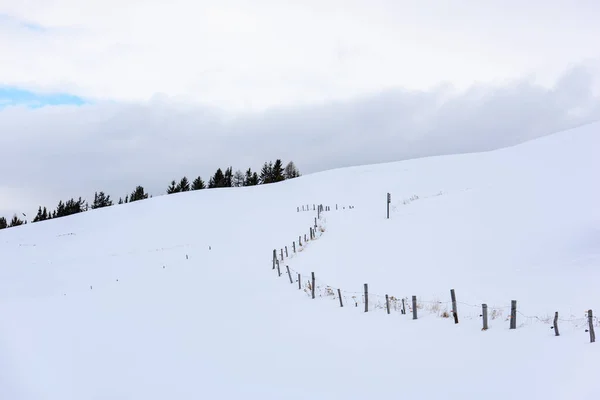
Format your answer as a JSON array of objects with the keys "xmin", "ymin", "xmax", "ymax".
[
  {"xmin": 0, "ymin": 13, "xmax": 47, "ymax": 32},
  {"xmin": 0, "ymin": 86, "xmax": 88, "ymax": 108}
]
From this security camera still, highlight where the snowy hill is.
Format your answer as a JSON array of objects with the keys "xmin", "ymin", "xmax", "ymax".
[{"xmin": 1, "ymin": 122, "xmax": 599, "ymax": 399}]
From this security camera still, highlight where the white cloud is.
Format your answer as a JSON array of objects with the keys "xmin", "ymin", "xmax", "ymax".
[
  {"xmin": 1, "ymin": 0, "xmax": 600, "ymax": 111},
  {"xmin": 1, "ymin": 65, "xmax": 599, "ymax": 218}
]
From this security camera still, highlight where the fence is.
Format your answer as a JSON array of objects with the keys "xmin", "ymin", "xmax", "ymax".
[{"xmin": 274, "ymin": 203, "xmax": 598, "ymax": 343}]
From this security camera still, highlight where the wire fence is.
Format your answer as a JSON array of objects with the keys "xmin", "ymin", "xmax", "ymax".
[{"xmin": 273, "ymin": 203, "xmax": 598, "ymax": 341}]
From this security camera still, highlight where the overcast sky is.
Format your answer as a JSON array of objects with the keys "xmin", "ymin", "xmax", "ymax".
[{"xmin": 1, "ymin": 0, "xmax": 600, "ymax": 218}]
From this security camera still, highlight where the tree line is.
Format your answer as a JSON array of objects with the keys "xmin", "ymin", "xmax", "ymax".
[{"xmin": 0, "ymin": 159, "xmax": 300, "ymax": 230}]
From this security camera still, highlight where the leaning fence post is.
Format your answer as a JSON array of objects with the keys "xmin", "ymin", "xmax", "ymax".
[
  {"xmin": 364, "ymin": 284, "xmax": 369, "ymax": 312},
  {"xmin": 338, "ymin": 289, "xmax": 343, "ymax": 307},
  {"xmin": 588, "ymin": 310, "xmax": 596, "ymax": 343},
  {"xmin": 272, "ymin": 249, "xmax": 276, "ymax": 269},
  {"xmin": 285, "ymin": 246, "xmax": 288, "ymax": 258},
  {"xmin": 510, "ymin": 300, "xmax": 517, "ymax": 329},
  {"xmin": 280, "ymin": 249, "xmax": 284, "ymax": 261},
  {"xmin": 385, "ymin": 294, "xmax": 390, "ymax": 314},
  {"xmin": 482, "ymin": 304, "xmax": 488, "ymax": 330},
  {"xmin": 286, "ymin": 266, "xmax": 293, "ymax": 284},
  {"xmin": 553, "ymin": 311, "xmax": 560, "ymax": 336},
  {"xmin": 276, "ymin": 260, "xmax": 281, "ymax": 277},
  {"xmin": 311, "ymin": 272, "xmax": 316, "ymax": 299},
  {"xmin": 402, "ymin": 298, "xmax": 406, "ymax": 315},
  {"xmin": 451, "ymin": 289, "xmax": 459, "ymax": 324},
  {"xmin": 412, "ymin": 296, "xmax": 418, "ymax": 320}
]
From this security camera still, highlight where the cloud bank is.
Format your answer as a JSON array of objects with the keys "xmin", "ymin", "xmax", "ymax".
[{"xmin": 1, "ymin": 65, "xmax": 599, "ymax": 217}]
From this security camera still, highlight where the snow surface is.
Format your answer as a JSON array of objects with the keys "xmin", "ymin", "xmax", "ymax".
[{"xmin": 1, "ymin": 122, "xmax": 600, "ymax": 399}]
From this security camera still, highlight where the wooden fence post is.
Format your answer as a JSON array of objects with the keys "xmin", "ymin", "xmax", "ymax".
[
  {"xmin": 276, "ymin": 260, "xmax": 281, "ymax": 277},
  {"xmin": 402, "ymin": 298, "xmax": 406, "ymax": 315},
  {"xmin": 553, "ymin": 311, "xmax": 559, "ymax": 336},
  {"xmin": 412, "ymin": 296, "xmax": 418, "ymax": 319},
  {"xmin": 588, "ymin": 310, "xmax": 596, "ymax": 343},
  {"xmin": 451, "ymin": 289, "xmax": 459, "ymax": 324},
  {"xmin": 280, "ymin": 249, "xmax": 284, "ymax": 261},
  {"xmin": 299, "ymin": 236, "xmax": 302, "ymax": 247},
  {"xmin": 510, "ymin": 300, "xmax": 517, "ymax": 329},
  {"xmin": 298, "ymin": 273, "xmax": 301, "ymax": 290},
  {"xmin": 305, "ymin": 234, "xmax": 307, "ymax": 243},
  {"xmin": 286, "ymin": 266, "xmax": 293, "ymax": 284},
  {"xmin": 364, "ymin": 284, "xmax": 369, "ymax": 312},
  {"xmin": 311, "ymin": 272, "xmax": 316, "ymax": 299},
  {"xmin": 385, "ymin": 294, "xmax": 390, "ymax": 314},
  {"xmin": 272, "ymin": 249, "xmax": 276, "ymax": 269},
  {"xmin": 285, "ymin": 246, "xmax": 288, "ymax": 258},
  {"xmin": 482, "ymin": 304, "xmax": 488, "ymax": 331},
  {"xmin": 386, "ymin": 193, "xmax": 390, "ymax": 219},
  {"xmin": 292, "ymin": 241, "xmax": 296, "ymax": 253},
  {"xmin": 338, "ymin": 289, "xmax": 343, "ymax": 307},
  {"xmin": 297, "ymin": 206, "xmax": 299, "ymax": 212},
  {"xmin": 314, "ymin": 217, "xmax": 317, "ymax": 228}
]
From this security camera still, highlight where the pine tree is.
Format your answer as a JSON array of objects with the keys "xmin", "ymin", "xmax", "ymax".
[
  {"xmin": 9, "ymin": 214, "xmax": 24, "ymax": 227},
  {"xmin": 233, "ymin": 170, "xmax": 245, "ymax": 187},
  {"xmin": 118, "ymin": 197, "xmax": 123, "ymax": 205},
  {"xmin": 92, "ymin": 191, "xmax": 113, "ymax": 209},
  {"xmin": 209, "ymin": 168, "xmax": 226, "ymax": 188},
  {"xmin": 178, "ymin": 176, "xmax": 190, "ymax": 192},
  {"xmin": 251, "ymin": 172, "xmax": 259, "ymax": 185},
  {"xmin": 191, "ymin": 176, "xmax": 206, "ymax": 190},
  {"xmin": 224, "ymin": 167, "xmax": 233, "ymax": 187},
  {"xmin": 272, "ymin": 159, "xmax": 285, "ymax": 182},
  {"xmin": 244, "ymin": 168, "xmax": 253, "ymax": 186},
  {"xmin": 0, "ymin": 216, "xmax": 7, "ymax": 229},
  {"xmin": 260, "ymin": 161, "xmax": 273, "ymax": 184},
  {"xmin": 42, "ymin": 207, "xmax": 48, "ymax": 220},
  {"xmin": 125, "ymin": 195, "xmax": 129, "ymax": 203},
  {"xmin": 284, "ymin": 161, "xmax": 300, "ymax": 179},
  {"xmin": 167, "ymin": 180, "xmax": 179, "ymax": 194},
  {"xmin": 129, "ymin": 186, "xmax": 148, "ymax": 202},
  {"xmin": 33, "ymin": 206, "xmax": 44, "ymax": 222}
]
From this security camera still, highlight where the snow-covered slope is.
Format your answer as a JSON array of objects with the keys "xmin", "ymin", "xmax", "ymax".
[{"xmin": 1, "ymin": 122, "xmax": 599, "ymax": 399}]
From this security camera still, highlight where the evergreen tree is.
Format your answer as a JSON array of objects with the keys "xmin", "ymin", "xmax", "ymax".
[
  {"xmin": 191, "ymin": 176, "xmax": 206, "ymax": 190},
  {"xmin": 125, "ymin": 195, "xmax": 129, "ymax": 203},
  {"xmin": 244, "ymin": 168, "xmax": 253, "ymax": 186},
  {"xmin": 92, "ymin": 191, "xmax": 113, "ymax": 209},
  {"xmin": 42, "ymin": 207, "xmax": 48, "ymax": 220},
  {"xmin": 118, "ymin": 197, "xmax": 123, "ymax": 205},
  {"xmin": 129, "ymin": 186, "xmax": 148, "ymax": 202},
  {"xmin": 259, "ymin": 161, "xmax": 273, "ymax": 184},
  {"xmin": 167, "ymin": 180, "xmax": 179, "ymax": 194},
  {"xmin": 251, "ymin": 172, "xmax": 259, "ymax": 186},
  {"xmin": 209, "ymin": 168, "xmax": 226, "ymax": 188},
  {"xmin": 284, "ymin": 161, "xmax": 300, "ymax": 179},
  {"xmin": 225, "ymin": 167, "xmax": 233, "ymax": 187},
  {"xmin": 178, "ymin": 176, "xmax": 190, "ymax": 192},
  {"xmin": 233, "ymin": 170, "xmax": 245, "ymax": 187},
  {"xmin": 9, "ymin": 214, "xmax": 24, "ymax": 227},
  {"xmin": 0, "ymin": 216, "xmax": 7, "ymax": 229},
  {"xmin": 272, "ymin": 159, "xmax": 285, "ymax": 182},
  {"xmin": 33, "ymin": 206, "xmax": 44, "ymax": 222}
]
